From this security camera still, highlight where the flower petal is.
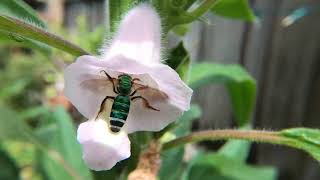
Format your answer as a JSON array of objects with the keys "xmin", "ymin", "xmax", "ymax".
[
  {"xmin": 64, "ymin": 55, "xmax": 116, "ymax": 119},
  {"xmin": 103, "ymin": 57, "xmax": 193, "ymax": 133},
  {"xmin": 65, "ymin": 55, "xmax": 192, "ymax": 133},
  {"xmin": 77, "ymin": 119, "xmax": 131, "ymax": 171},
  {"xmin": 102, "ymin": 4, "xmax": 162, "ymax": 64}
]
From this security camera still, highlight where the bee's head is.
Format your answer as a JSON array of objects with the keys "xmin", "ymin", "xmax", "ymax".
[{"xmin": 117, "ymin": 74, "xmax": 132, "ymax": 95}]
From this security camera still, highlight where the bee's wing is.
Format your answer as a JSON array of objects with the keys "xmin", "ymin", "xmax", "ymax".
[
  {"xmin": 80, "ymin": 75, "xmax": 118, "ymax": 93},
  {"xmin": 133, "ymin": 82, "xmax": 168, "ymax": 102}
]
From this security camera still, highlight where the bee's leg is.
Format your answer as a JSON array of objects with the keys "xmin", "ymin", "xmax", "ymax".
[
  {"xmin": 130, "ymin": 86, "xmax": 148, "ymax": 96},
  {"xmin": 100, "ymin": 70, "xmax": 118, "ymax": 94},
  {"xmin": 95, "ymin": 96, "xmax": 115, "ymax": 120},
  {"xmin": 131, "ymin": 96, "xmax": 159, "ymax": 111}
]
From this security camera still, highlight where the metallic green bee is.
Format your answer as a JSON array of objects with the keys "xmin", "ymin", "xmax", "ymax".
[{"xmin": 94, "ymin": 70, "xmax": 168, "ymax": 133}]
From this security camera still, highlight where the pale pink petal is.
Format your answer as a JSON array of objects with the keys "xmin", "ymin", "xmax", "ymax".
[
  {"xmin": 64, "ymin": 4, "xmax": 192, "ymax": 134},
  {"xmin": 77, "ymin": 119, "xmax": 131, "ymax": 171},
  {"xmin": 65, "ymin": 55, "xmax": 192, "ymax": 133},
  {"xmin": 102, "ymin": 4, "xmax": 162, "ymax": 64},
  {"xmin": 64, "ymin": 55, "xmax": 127, "ymax": 119}
]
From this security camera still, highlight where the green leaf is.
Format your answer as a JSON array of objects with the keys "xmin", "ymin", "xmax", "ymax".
[
  {"xmin": 280, "ymin": 128, "xmax": 320, "ymax": 162},
  {"xmin": 0, "ymin": 145, "xmax": 20, "ymax": 180},
  {"xmin": 0, "ymin": 0, "xmax": 46, "ymax": 28},
  {"xmin": 0, "ymin": 15, "xmax": 89, "ymax": 56},
  {"xmin": 0, "ymin": 78, "xmax": 30, "ymax": 100},
  {"xmin": 211, "ymin": 0, "xmax": 256, "ymax": 21},
  {"xmin": 172, "ymin": 24, "xmax": 190, "ymax": 36},
  {"xmin": 159, "ymin": 147, "xmax": 185, "ymax": 180},
  {"xmin": 165, "ymin": 42, "xmax": 191, "ymax": 81},
  {"xmin": 0, "ymin": 0, "xmax": 51, "ymax": 53},
  {"xmin": 185, "ymin": 153, "xmax": 277, "ymax": 180},
  {"xmin": 159, "ymin": 105, "xmax": 202, "ymax": 180},
  {"xmin": 174, "ymin": 104, "xmax": 202, "ymax": 137},
  {"xmin": 0, "ymin": 105, "xmax": 37, "ymax": 141},
  {"xmin": 218, "ymin": 140, "xmax": 251, "ymax": 162},
  {"xmin": 19, "ymin": 106, "xmax": 50, "ymax": 120},
  {"xmin": 38, "ymin": 106, "xmax": 93, "ymax": 180},
  {"xmin": 189, "ymin": 63, "xmax": 256, "ymax": 126},
  {"xmin": 0, "ymin": 106, "xmax": 87, "ymax": 179},
  {"xmin": 109, "ymin": 0, "xmax": 136, "ymax": 36}
]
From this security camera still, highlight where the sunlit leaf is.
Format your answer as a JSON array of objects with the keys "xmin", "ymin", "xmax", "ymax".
[
  {"xmin": 189, "ymin": 63, "xmax": 256, "ymax": 126},
  {"xmin": 211, "ymin": 0, "xmax": 256, "ymax": 21}
]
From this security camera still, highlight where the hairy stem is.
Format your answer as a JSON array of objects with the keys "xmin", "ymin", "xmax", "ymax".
[
  {"xmin": 0, "ymin": 15, "xmax": 89, "ymax": 56},
  {"xmin": 162, "ymin": 129, "xmax": 295, "ymax": 150}
]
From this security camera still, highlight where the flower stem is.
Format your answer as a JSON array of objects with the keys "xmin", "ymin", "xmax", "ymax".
[{"xmin": 162, "ymin": 129, "xmax": 296, "ymax": 150}]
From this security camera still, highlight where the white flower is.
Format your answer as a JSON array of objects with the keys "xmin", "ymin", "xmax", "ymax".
[
  {"xmin": 77, "ymin": 118, "xmax": 131, "ymax": 171},
  {"xmin": 64, "ymin": 4, "xmax": 192, "ymax": 171}
]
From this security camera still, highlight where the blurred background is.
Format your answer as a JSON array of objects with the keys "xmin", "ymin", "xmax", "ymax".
[{"xmin": 1, "ymin": 0, "xmax": 320, "ymax": 179}]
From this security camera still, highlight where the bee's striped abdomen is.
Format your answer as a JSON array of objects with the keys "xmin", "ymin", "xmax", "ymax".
[{"xmin": 109, "ymin": 95, "xmax": 131, "ymax": 133}]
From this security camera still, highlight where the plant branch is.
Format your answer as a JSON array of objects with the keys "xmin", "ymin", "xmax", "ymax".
[
  {"xmin": 173, "ymin": 0, "xmax": 220, "ymax": 25},
  {"xmin": 162, "ymin": 129, "xmax": 296, "ymax": 150},
  {"xmin": 0, "ymin": 15, "xmax": 90, "ymax": 56}
]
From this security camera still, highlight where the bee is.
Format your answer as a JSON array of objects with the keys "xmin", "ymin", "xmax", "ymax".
[{"xmin": 82, "ymin": 70, "xmax": 168, "ymax": 133}]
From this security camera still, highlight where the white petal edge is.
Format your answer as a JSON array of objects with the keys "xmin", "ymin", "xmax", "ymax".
[
  {"xmin": 102, "ymin": 4, "xmax": 162, "ymax": 64},
  {"xmin": 77, "ymin": 119, "xmax": 131, "ymax": 171}
]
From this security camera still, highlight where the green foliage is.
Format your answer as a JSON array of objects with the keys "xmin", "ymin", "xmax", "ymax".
[
  {"xmin": 159, "ymin": 105, "xmax": 202, "ymax": 180},
  {"xmin": 0, "ymin": 105, "xmax": 38, "ymax": 141},
  {"xmin": 38, "ymin": 107, "xmax": 93, "ymax": 180},
  {"xmin": 0, "ymin": 146, "xmax": 20, "ymax": 180},
  {"xmin": 189, "ymin": 63, "xmax": 256, "ymax": 126},
  {"xmin": 0, "ymin": 29, "xmax": 51, "ymax": 54},
  {"xmin": 0, "ymin": 0, "xmax": 46, "ymax": 28},
  {"xmin": 184, "ymin": 153, "xmax": 277, "ymax": 180},
  {"xmin": 0, "ymin": 15, "xmax": 88, "ymax": 56},
  {"xmin": 0, "ymin": 0, "xmax": 52, "ymax": 53},
  {"xmin": 166, "ymin": 42, "xmax": 191, "ymax": 81},
  {"xmin": 211, "ymin": 0, "xmax": 256, "ymax": 21},
  {"xmin": 280, "ymin": 128, "xmax": 320, "ymax": 162},
  {"xmin": 218, "ymin": 140, "xmax": 251, "ymax": 162}
]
